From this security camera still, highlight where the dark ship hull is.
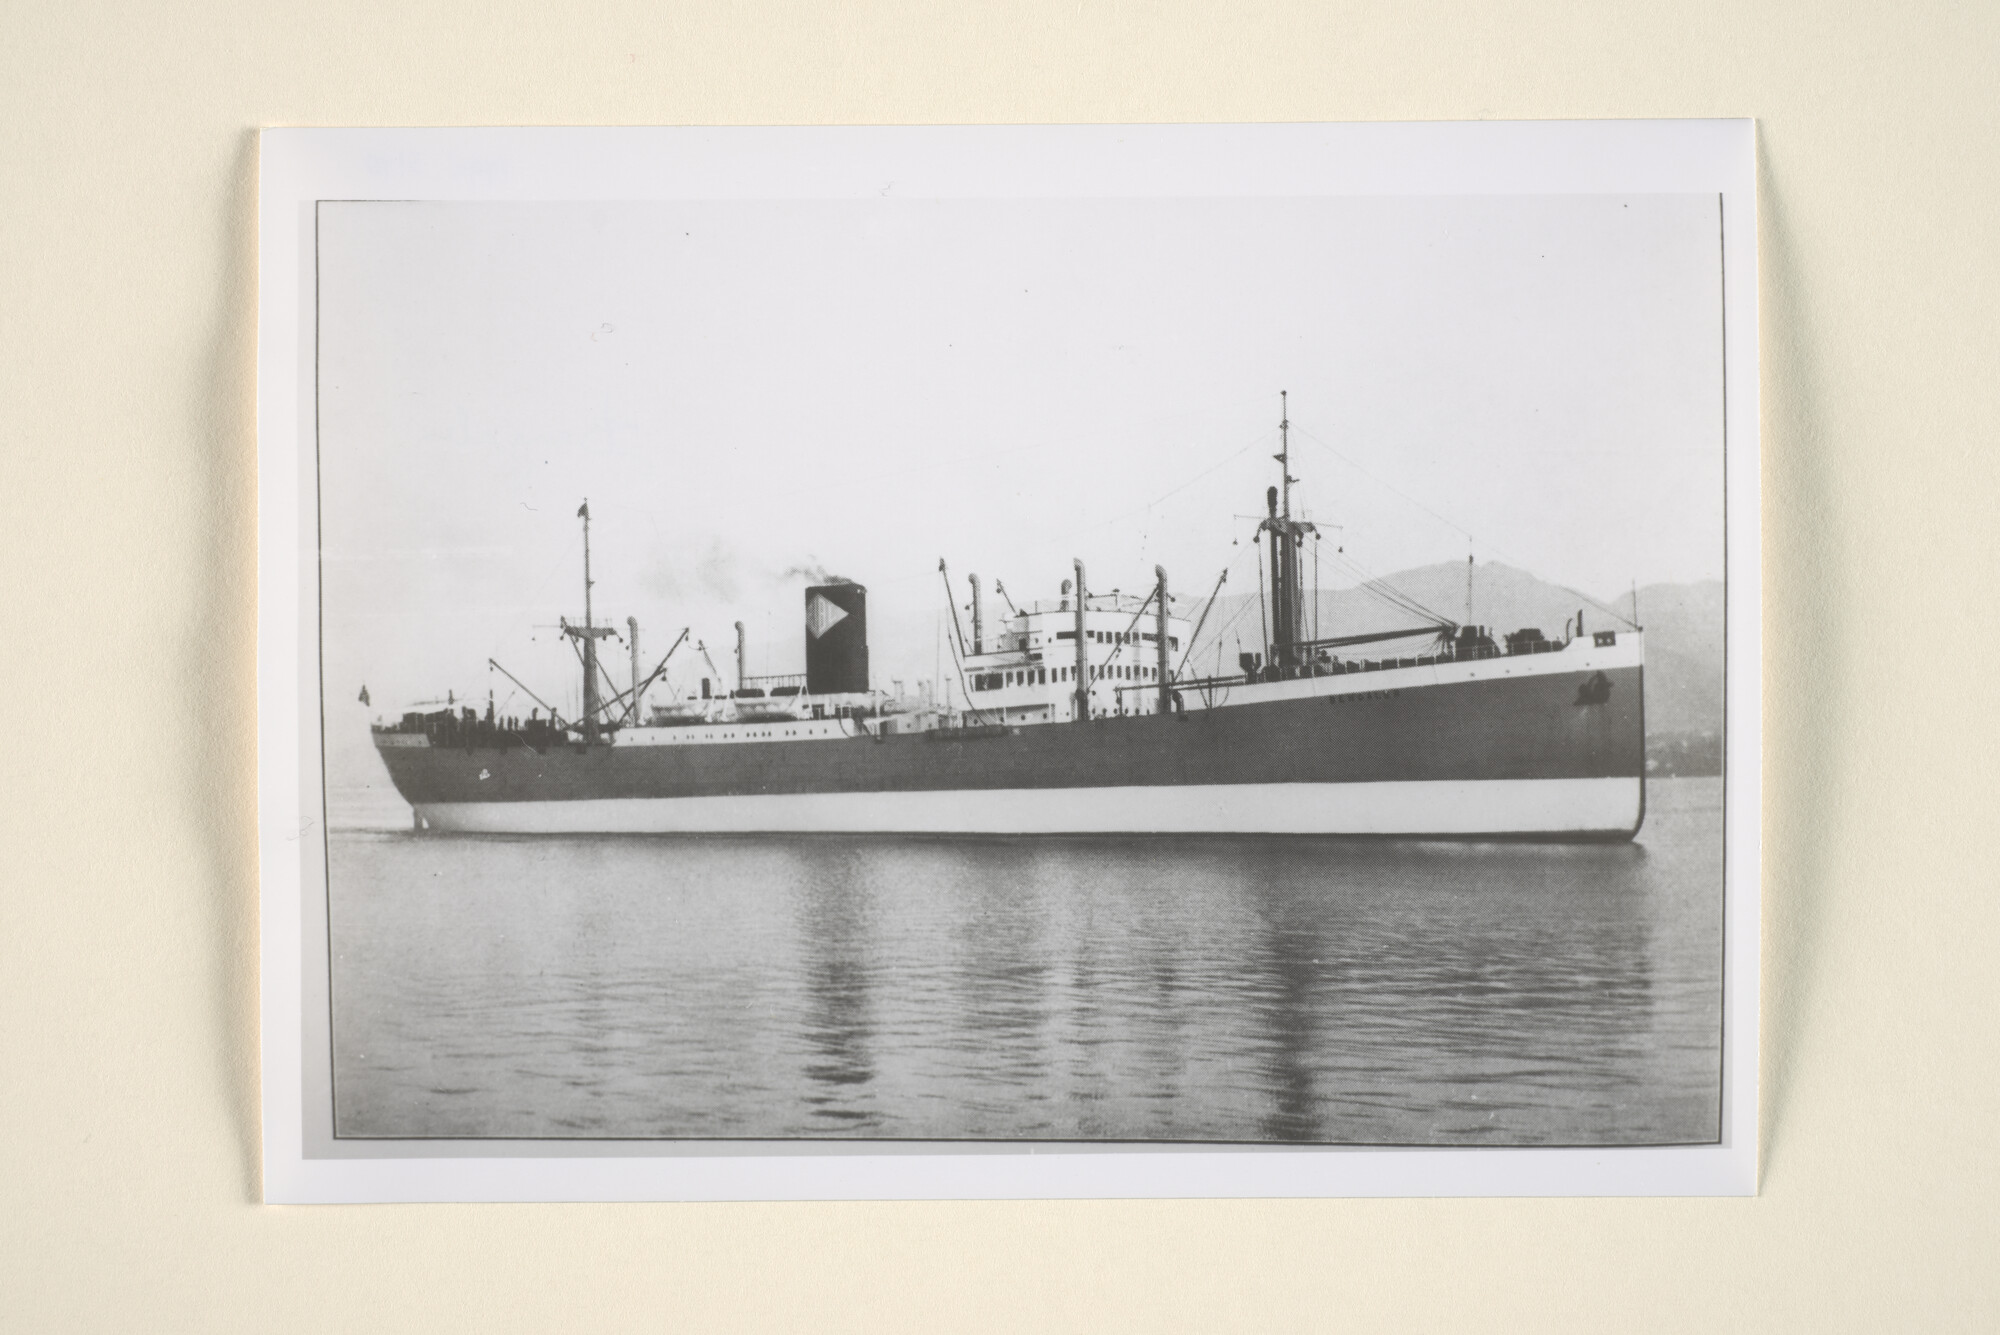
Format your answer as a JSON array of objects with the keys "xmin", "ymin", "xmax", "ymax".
[{"xmin": 373, "ymin": 639, "xmax": 1645, "ymax": 838}]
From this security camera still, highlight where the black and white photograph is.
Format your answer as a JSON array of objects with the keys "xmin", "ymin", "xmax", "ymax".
[{"xmin": 260, "ymin": 124, "xmax": 1758, "ymax": 1198}]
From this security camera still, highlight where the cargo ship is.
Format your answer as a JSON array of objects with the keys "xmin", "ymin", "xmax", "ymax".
[{"xmin": 370, "ymin": 399, "xmax": 1645, "ymax": 838}]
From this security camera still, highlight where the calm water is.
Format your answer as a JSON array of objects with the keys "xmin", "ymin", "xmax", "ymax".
[{"xmin": 325, "ymin": 778, "xmax": 1723, "ymax": 1143}]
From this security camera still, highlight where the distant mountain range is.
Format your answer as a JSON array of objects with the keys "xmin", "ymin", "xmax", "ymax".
[{"xmin": 1181, "ymin": 561, "xmax": 1724, "ymax": 740}]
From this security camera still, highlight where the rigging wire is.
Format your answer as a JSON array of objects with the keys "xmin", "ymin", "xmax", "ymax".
[
  {"xmin": 1292, "ymin": 510, "xmax": 1453, "ymax": 627},
  {"xmin": 1289, "ymin": 422, "xmax": 1638, "ymax": 630},
  {"xmin": 1188, "ymin": 583, "xmax": 1266, "ymax": 670},
  {"xmin": 1321, "ymin": 546, "xmax": 1455, "ymax": 626},
  {"xmin": 1170, "ymin": 540, "xmax": 1264, "ymax": 674},
  {"xmin": 939, "ymin": 604, "xmax": 994, "ymax": 727},
  {"xmin": 1172, "ymin": 566, "xmax": 1232, "ymax": 682},
  {"xmin": 1009, "ymin": 427, "xmax": 1273, "ymax": 552},
  {"xmin": 936, "ymin": 561, "xmax": 972, "ymax": 659}
]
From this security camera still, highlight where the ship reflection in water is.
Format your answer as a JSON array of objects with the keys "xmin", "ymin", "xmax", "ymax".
[{"xmin": 326, "ymin": 778, "xmax": 1722, "ymax": 1144}]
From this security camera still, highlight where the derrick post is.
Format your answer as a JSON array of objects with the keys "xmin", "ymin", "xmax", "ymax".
[
  {"xmin": 580, "ymin": 501, "xmax": 599, "ymax": 737},
  {"xmin": 1072, "ymin": 558, "xmax": 1089, "ymax": 722},
  {"xmin": 1155, "ymin": 565, "xmax": 1171, "ymax": 714},
  {"xmin": 628, "ymin": 616, "xmax": 641, "ymax": 724},
  {"xmin": 1265, "ymin": 485, "xmax": 1283, "ymax": 667}
]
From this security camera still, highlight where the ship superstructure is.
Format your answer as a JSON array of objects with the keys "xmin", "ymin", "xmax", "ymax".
[{"xmin": 371, "ymin": 397, "xmax": 1646, "ymax": 839}]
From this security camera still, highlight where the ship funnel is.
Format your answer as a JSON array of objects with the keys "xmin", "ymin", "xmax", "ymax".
[
  {"xmin": 969, "ymin": 573, "xmax": 984, "ymax": 655},
  {"xmin": 805, "ymin": 581, "xmax": 869, "ymax": 695},
  {"xmin": 734, "ymin": 620, "xmax": 746, "ymax": 690}
]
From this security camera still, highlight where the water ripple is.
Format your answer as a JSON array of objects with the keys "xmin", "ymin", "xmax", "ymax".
[{"xmin": 328, "ymin": 778, "xmax": 1723, "ymax": 1143}]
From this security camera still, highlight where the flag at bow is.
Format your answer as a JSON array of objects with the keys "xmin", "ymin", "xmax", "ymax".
[{"xmin": 577, "ymin": 501, "xmax": 589, "ymax": 519}]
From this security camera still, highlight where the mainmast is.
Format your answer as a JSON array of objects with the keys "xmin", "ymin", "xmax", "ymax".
[{"xmin": 1258, "ymin": 392, "xmax": 1316, "ymax": 671}]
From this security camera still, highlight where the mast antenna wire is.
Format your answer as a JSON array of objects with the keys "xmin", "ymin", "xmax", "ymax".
[{"xmin": 1016, "ymin": 426, "xmax": 1271, "ymax": 550}]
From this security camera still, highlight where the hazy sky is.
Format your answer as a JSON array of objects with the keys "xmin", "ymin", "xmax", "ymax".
[{"xmin": 317, "ymin": 194, "xmax": 1725, "ymax": 713}]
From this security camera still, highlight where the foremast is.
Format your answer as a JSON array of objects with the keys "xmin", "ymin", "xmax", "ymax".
[{"xmin": 562, "ymin": 499, "xmax": 617, "ymax": 740}]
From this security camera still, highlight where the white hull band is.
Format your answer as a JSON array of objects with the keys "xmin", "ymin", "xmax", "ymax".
[{"xmin": 414, "ymin": 778, "xmax": 1644, "ymax": 838}]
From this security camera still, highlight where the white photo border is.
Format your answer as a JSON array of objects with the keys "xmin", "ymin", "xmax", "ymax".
[{"xmin": 258, "ymin": 121, "xmax": 1759, "ymax": 1202}]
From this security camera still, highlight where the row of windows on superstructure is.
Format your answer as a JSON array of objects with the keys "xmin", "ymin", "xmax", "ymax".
[
  {"xmin": 642, "ymin": 723, "xmax": 837, "ymax": 743},
  {"xmin": 1052, "ymin": 630, "xmax": 1179, "ymax": 649},
  {"xmin": 971, "ymin": 664, "xmax": 1164, "ymax": 692}
]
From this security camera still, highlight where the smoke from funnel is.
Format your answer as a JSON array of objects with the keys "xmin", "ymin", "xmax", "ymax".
[{"xmin": 781, "ymin": 560, "xmax": 848, "ymax": 585}]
